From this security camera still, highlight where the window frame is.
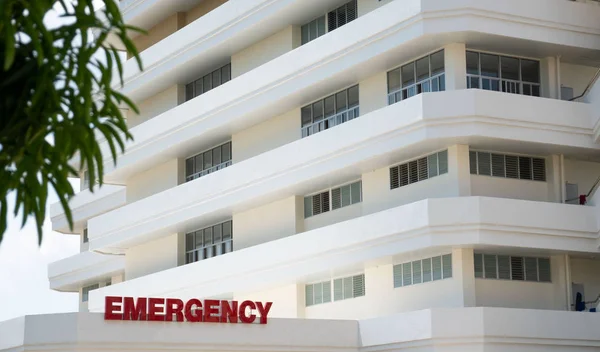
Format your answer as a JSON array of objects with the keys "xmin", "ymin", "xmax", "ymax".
[
  {"xmin": 393, "ymin": 253, "xmax": 452, "ymax": 288},
  {"xmin": 185, "ymin": 63, "xmax": 232, "ymax": 101},
  {"xmin": 300, "ymin": 0, "xmax": 357, "ymax": 45},
  {"xmin": 305, "ymin": 272, "xmax": 365, "ymax": 307},
  {"xmin": 304, "ymin": 179, "xmax": 362, "ymax": 218},
  {"xmin": 389, "ymin": 149, "xmax": 449, "ymax": 190},
  {"xmin": 465, "ymin": 50, "xmax": 541, "ymax": 96},
  {"xmin": 185, "ymin": 141, "xmax": 232, "ymax": 182},
  {"xmin": 300, "ymin": 84, "xmax": 360, "ymax": 138},
  {"xmin": 184, "ymin": 220, "xmax": 233, "ymax": 265},
  {"xmin": 387, "ymin": 49, "xmax": 446, "ymax": 105},
  {"xmin": 474, "ymin": 253, "xmax": 551, "ymax": 283},
  {"xmin": 469, "ymin": 149, "xmax": 546, "ymax": 182}
]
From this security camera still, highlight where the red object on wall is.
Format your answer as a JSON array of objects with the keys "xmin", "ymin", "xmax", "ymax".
[
  {"xmin": 104, "ymin": 296, "xmax": 273, "ymax": 324},
  {"xmin": 580, "ymin": 194, "xmax": 587, "ymax": 205}
]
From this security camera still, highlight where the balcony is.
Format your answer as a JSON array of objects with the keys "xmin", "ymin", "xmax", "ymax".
[
  {"xmin": 88, "ymin": 0, "xmax": 600, "ymax": 184},
  {"xmin": 48, "ymin": 251, "xmax": 125, "ymax": 292},
  {"xmin": 50, "ymin": 184, "xmax": 126, "ymax": 234},
  {"xmin": 86, "ymin": 89, "xmax": 597, "ymax": 254}
]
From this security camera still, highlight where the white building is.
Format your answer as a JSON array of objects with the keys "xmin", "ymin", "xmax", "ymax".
[{"xmin": 4, "ymin": 0, "xmax": 600, "ymax": 350}]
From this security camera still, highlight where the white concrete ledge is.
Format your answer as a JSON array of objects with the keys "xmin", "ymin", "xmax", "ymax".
[
  {"xmin": 48, "ymin": 251, "xmax": 125, "ymax": 292},
  {"xmin": 87, "ymin": 90, "xmax": 598, "ymax": 253},
  {"xmin": 88, "ymin": 196, "xmax": 599, "ymax": 311},
  {"xmin": 50, "ymin": 184, "xmax": 126, "ymax": 234},
  {"xmin": 3, "ymin": 308, "xmax": 600, "ymax": 351}
]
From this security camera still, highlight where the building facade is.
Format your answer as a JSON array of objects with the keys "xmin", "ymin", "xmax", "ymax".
[{"xmin": 5, "ymin": 0, "xmax": 600, "ymax": 350}]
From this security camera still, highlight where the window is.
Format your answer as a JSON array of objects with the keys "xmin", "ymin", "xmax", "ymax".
[
  {"xmin": 306, "ymin": 273, "xmax": 365, "ymax": 307},
  {"xmin": 393, "ymin": 254, "xmax": 452, "ymax": 288},
  {"xmin": 185, "ymin": 221, "xmax": 233, "ymax": 264},
  {"xmin": 333, "ymin": 274, "xmax": 365, "ymax": 301},
  {"xmin": 474, "ymin": 253, "xmax": 551, "ymax": 282},
  {"xmin": 82, "ymin": 170, "xmax": 90, "ymax": 190},
  {"xmin": 301, "ymin": 85, "xmax": 359, "ymax": 138},
  {"xmin": 185, "ymin": 63, "xmax": 231, "ymax": 101},
  {"xmin": 305, "ymin": 280, "xmax": 332, "ymax": 306},
  {"xmin": 466, "ymin": 51, "xmax": 540, "ymax": 96},
  {"xmin": 82, "ymin": 284, "xmax": 99, "ymax": 302},
  {"xmin": 387, "ymin": 50, "xmax": 445, "ymax": 105},
  {"xmin": 83, "ymin": 228, "xmax": 88, "ymax": 243},
  {"xmin": 389, "ymin": 150, "xmax": 448, "ymax": 190},
  {"xmin": 185, "ymin": 142, "xmax": 232, "ymax": 182},
  {"xmin": 304, "ymin": 181, "xmax": 362, "ymax": 218},
  {"xmin": 469, "ymin": 151, "xmax": 546, "ymax": 181},
  {"xmin": 301, "ymin": 1, "xmax": 357, "ymax": 45}
]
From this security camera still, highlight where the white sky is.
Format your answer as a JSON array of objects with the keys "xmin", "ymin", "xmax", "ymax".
[{"xmin": 0, "ymin": 0, "xmax": 110, "ymax": 323}]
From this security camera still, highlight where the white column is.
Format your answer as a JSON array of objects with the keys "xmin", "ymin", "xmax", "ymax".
[
  {"xmin": 448, "ymin": 144, "xmax": 472, "ymax": 196},
  {"xmin": 540, "ymin": 57, "xmax": 558, "ymax": 99},
  {"xmin": 452, "ymin": 248, "xmax": 476, "ymax": 307},
  {"xmin": 444, "ymin": 43, "xmax": 467, "ymax": 90}
]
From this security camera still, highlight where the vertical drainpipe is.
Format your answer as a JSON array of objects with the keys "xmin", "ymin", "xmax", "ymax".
[
  {"xmin": 566, "ymin": 254, "xmax": 572, "ymax": 311},
  {"xmin": 557, "ymin": 55, "xmax": 562, "ymax": 100},
  {"xmin": 560, "ymin": 154, "xmax": 566, "ymax": 203}
]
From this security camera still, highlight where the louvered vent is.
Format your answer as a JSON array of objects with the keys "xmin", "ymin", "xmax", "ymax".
[
  {"xmin": 403, "ymin": 263, "xmax": 412, "ymax": 286},
  {"xmin": 322, "ymin": 191, "xmax": 330, "ymax": 213},
  {"xmin": 305, "ymin": 285, "xmax": 314, "ymax": 306},
  {"xmin": 469, "ymin": 151, "xmax": 478, "ymax": 174},
  {"xmin": 524, "ymin": 257, "xmax": 538, "ymax": 281},
  {"xmin": 312, "ymin": 193, "xmax": 322, "ymax": 215},
  {"xmin": 438, "ymin": 150, "xmax": 448, "ymax": 174},
  {"xmin": 393, "ymin": 264, "xmax": 403, "ymax": 288},
  {"xmin": 442, "ymin": 254, "xmax": 452, "ymax": 278},
  {"xmin": 327, "ymin": 10, "xmax": 337, "ymax": 31},
  {"xmin": 331, "ymin": 187, "xmax": 341, "ymax": 210},
  {"xmin": 432, "ymin": 256, "xmax": 442, "ymax": 281},
  {"xmin": 491, "ymin": 154, "xmax": 505, "ymax": 177},
  {"xmin": 478, "ymin": 152, "xmax": 491, "ymax": 176},
  {"xmin": 505, "ymin": 155, "xmax": 518, "ymax": 178},
  {"xmin": 484, "ymin": 254, "xmax": 497, "ymax": 279},
  {"xmin": 353, "ymin": 274, "xmax": 365, "ymax": 297},
  {"xmin": 412, "ymin": 260, "xmax": 422, "ymax": 284},
  {"xmin": 474, "ymin": 253, "xmax": 483, "ymax": 278},
  {"xmin": 390, "ymin": 166, "xmax": 399, "ymax": 189},
  {"xmin": 538, "ymin": 258, "xmax": 551, "ymax": 282},
  {"xmin": 323, "ymin": 281, "xmax": 332, "ymax": 303},
  {"xmin": 408, "ymin": 160, "xmax": 418, "ymax": 183},
  {"xmin": 532, "ymin": 158, "xmax": 546, "ymax": 181},
  {"xmin": 346, "ymin": 0, "xmax": 358, "ymax": 23},
  {"xmin": 519, "ymin": 156, "xmax": 532, "ymax": 180},
  {"xmin": 399, "ymin": 163, "xmax": 409, "ymax": 186},
  {"xmin": 497, "ymin": 255, "xmax": 511, "ymax": 279},
  {"xmin": 428, "ymin": 153, "xmax": 438, "ymax": 177},
  {"xmin": 333, "ymin": 278, "xmax": 343, "ymax": 301},
  {"xmin": 422, "ymin": 258, "xmax": 432, "ymax": 282},
  {"xmin": 510, "ymin": 256, "xmax": 524, "ymax": 280},
  {"xmin": 417, "ymin": 157, "xmax": 428, "ymax": 181}
]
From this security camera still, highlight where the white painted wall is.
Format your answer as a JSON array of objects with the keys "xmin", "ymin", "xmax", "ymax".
[
  {"xmin": 475, "ymin": 256, "xmax": 567, "ymax": 310},
  {"xmin": 304, "ymin": 202, "xmax": 363, "ymax": 232},
  {"xmin": 128, "ymin": 85, "xmax": 184, "ymax": 128},
  {"xmin": 570, "ymin": 257, "xmax": 600, "ymax": 304},
  {"xmin": 232, "ymin": 25, "xmax": 300, "ymax": 78},
  {"xmin": 125, "ymin": 159, "xmax": 180, "ymax": 203},
  {"xmin": 234, "ymin": 283, "xmax": 305, "ymax": 318},
  {"xmin": 357, "ymin": 0, "xmax": 393, "ymax": 16},
  {"xmin": 232, "ymin": 108, "xmax": 300, "ymax": 163},
  {"xmin": 560, "ymin": 62, "xmax": 599, "ymax": 99},
  {"xmin": 232, "ymin": 196, "xmax": 303, "ymax": 250},
  {"xmin": 125, "ymin": 233, "xmax": 179, "ymax": 280},
  {"xmin": 185, "ymin": 0, "xmax": 228, "ymax": 25},
  {"xmin": 358, "ymin": 72, "xmax": 387, "ymax": 115},
  {"xmin": 470, "ymin": 176, "xmax": 550, "ymax": 202}
]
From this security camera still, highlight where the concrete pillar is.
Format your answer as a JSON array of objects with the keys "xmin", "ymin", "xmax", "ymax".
[
  {"xmin": 448, "ymin": 144, "xmax": 472, "ymax": 196},
  {"xmin": 359, "ymin": 71, "xmax": 388, "ymax": 115},
  {"xmin": 444, "ymin": 43, "xmax": 467, "ymax": 90},
  {"xmin": 453, "ymin": 248, "xmax": 476, "ymax": 307},
  {"xmin": 540, "ymin": 57, "xmax": 558, "ymax": 99},
  {"xmin": 234, "ymin": 284, "xmax": 305, "ymax": 318},
  {"xmin": 549, "ymin": 155, "xmax": 562, "ymax": 203}
]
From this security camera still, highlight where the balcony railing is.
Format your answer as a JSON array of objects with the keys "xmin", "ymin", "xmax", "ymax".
[
  {"xmin": 466, "ymin": 74, "xmax": 540, "ymax": 96},
  {"xmin": 301, "ymin": 106, "xmax": 360, "ymax": 138},
  {"xmin": 185, "ymin": 160, "xmax": 232, "ymax": 182},
  {"xmin": 388, "ymin": 73, "xmax": 445, "ymax": 105}
]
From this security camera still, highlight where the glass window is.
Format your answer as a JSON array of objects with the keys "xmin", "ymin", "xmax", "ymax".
[
  {"xmin": 466, "ymin": 51, "xmax": 479, "ymax": 75},
  {"xmin": 312, "ymin": 101, "xmax": 324, "ymax": 122},
  {"xmin": 480, "ymin": 53, "xmax": 499, "ymax": 77},
  {"xmin": 335, "ymin": 91, "xmax": 347, "ymax": 113},
  {"xmin": 301, "ymin": 86, "xmax": 359, "ymax": 137},
  {"xmin": 521, "ymin": 59, "xmax": 540, "ymax": 83},
  {"xmin": 402, "ymin": 62, "xmax": 415, "ymax": 86},
  {"xmin": 430, "ymin": 51, "xmax": 444, "ymax": 75},
  {"xmin": 501, "ymin": 56, "xmax": 519, "ymax": 81},
  {"xmin": 348, "ymin": 85, "xmax": 359, "ymax": 107},
  {"xmin": 185, "ymin": 142, "xmax": 232, "ymax": 182},
  {"xmin": 416, "ymin": 56, "xmax": 430, "ymax": 81},
  {"xmin": 301, "ymin": 106, "xmax": 312, "ymax": 127},
  {"xmin": 185, "ymin": 221, "xmax": 233, "ymax": 264},
  {"xmin": 388, "ymin": 68, "xmax": 401, "ymax": 92}
]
